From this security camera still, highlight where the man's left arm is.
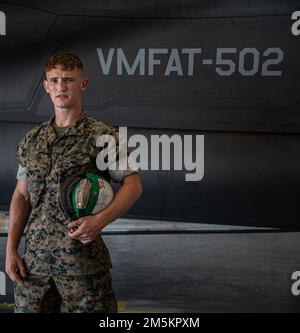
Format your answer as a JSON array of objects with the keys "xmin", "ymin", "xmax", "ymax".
[{"xmin": 68, "ymin": 173, "xmax": 142, "ymax": 243}]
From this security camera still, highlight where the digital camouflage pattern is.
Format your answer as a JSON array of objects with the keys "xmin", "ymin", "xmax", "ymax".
[
  {"xmin": 18, "ymin": 112, "xmax": 135, "ymax": 276},
  {"xmin": 14, "ymin": 270, "xmax": 117, "ymax": 313}
]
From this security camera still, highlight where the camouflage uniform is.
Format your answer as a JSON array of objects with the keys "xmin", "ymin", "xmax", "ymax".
[
  {"xmin": 15, "ymin": 112, "xmax": 135, "ymax": 312},
  {"xmin": 15, "ymin": 270, "xmax": 117, "ymax": 313}
]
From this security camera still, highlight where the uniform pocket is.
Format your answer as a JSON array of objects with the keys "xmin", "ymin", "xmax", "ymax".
[{"xmin": 58, "ymin": 155, "xmax": 91, "ymax": 180}]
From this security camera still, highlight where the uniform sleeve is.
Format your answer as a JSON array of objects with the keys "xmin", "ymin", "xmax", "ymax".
[
  {"xmin": 108, "ymin": 154, "xmax": 139, "ymax": 183},
  {"xmin": 16, "ymin": 164, "xmax": 28, "ymax": 180},
  {"xmin": 96, "ymin": 124, "xmax": 139, "ymax": 183},
  {"xmin": 17, "ymin": 134, "xmax": 29, "ymax": 169}
]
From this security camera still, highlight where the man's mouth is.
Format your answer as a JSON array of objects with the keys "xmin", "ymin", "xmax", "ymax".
[{"xmin": 56, "ymin": 94, "xmax": 68, "ymax": 98}]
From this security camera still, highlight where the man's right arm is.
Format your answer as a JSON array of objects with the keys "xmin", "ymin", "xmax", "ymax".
[{"xmin": 5, "ymin": 180, "xmax": 31, "ymax": 284}]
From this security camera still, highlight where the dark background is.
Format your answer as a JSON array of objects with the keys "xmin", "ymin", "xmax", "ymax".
[{"xmin": 0, "ymin": 0, "xmax": 300, "ymax": 228}]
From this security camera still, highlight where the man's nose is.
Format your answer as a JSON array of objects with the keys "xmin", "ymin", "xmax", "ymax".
[{"xmin": 57, "ymin": 79, "xmax": 67, "ymax": 91}]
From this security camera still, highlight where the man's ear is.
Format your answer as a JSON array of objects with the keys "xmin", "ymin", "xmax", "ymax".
[
  {"xmin": 43, "ymin": 79, "xmax": 49, "ymax": 93},
  {"xmin": 80, "ymin": 78, "xmax": 88, "ymax": 92}
]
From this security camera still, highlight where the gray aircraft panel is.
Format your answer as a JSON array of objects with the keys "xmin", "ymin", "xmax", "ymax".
[
  {"xmin": 0, "ymin": 122, "xmax": 35, "ymax": 209},
  {"xmin": 163, "ymin": 131, "xmax": 300, "ymax": 228},
  {"xmin": 3, "ymin": 122, "xmax": 300, "ymax": 228},
  {"xmin": 1, "ymin": 0, "xmax": 299, "ymax": 17},
  {"xmin": 0, "ymin": 3, "xmax": 57, "ymax": 110},
  {"xmin": 0, "ymin": 5, "xmax": 299, "ymax": 133},
  {"xmin": 0, "ymin": 1, "xmax": 300, "ymax": 228}
]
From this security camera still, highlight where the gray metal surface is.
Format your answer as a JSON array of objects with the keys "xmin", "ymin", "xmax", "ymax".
[
  {"xmin": 0, "ymin": 215, "xmax": 278, "ymax": 235},
  {"xmin": 0, "ymin": 2, "xmax": 300, "ymax": 227},
  {"xmin": 1, "ymin": 231, "xmax": 300, "ymax": 312},
  {"xmin": 1, "ymin": 0, "xmax": 299, "ymax": 17},
  {"xmin": 1, "ymin": 122, "xmax": 300, "ymax": 228},
  {"xmin": 0, "ymin": 1, "xmax": 299, "ymax": 133},
  {"xmin": 0, "ymin": 0, "xmax": 299, "ymax": 314}
]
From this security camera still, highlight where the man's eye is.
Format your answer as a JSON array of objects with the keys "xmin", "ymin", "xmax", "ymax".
[{"xmin": 50, "ymin": 79, "xmax": 57, "ymax": 83}]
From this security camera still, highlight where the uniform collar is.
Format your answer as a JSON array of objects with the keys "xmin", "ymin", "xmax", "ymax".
[{"xmin": 45, "ymin": 111, "xmax": 88, "ymax": 141}]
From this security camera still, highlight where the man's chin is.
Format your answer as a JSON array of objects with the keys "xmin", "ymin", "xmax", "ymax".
[{"xmin": 53, "ymin": 102, "xmax": 72, "ymax": 109}]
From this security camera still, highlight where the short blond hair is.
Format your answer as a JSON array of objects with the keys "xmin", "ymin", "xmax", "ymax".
[{"xmin": 45, "ymin": 52, "xmax": 83, "ymax": 73}]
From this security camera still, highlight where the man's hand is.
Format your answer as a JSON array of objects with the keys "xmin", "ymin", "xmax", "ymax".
[
  {"xmin": 5, "ymin": 251, "xmax": 27, "ymax": 284},
  {"xmin": 67, "ymin": 215, "xmax": 104, "ymax": 244},
  {"xmin": 6, "ymin": 179, "xmax": 31, "ymax": 284}
]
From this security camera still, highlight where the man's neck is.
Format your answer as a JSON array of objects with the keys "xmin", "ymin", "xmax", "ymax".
[{"xmin": 54, "ymin": 108, "xmax": 82, "ymax": 127}]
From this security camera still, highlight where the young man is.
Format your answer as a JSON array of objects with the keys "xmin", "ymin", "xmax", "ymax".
[{"xmin": 5, "ymin": 52, "xmax": 143, "ymax": 313}]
